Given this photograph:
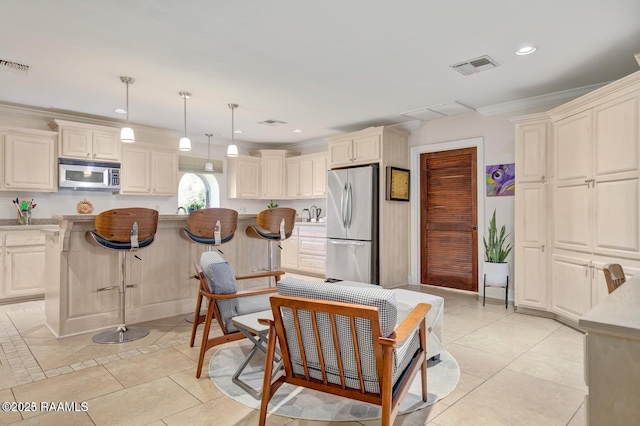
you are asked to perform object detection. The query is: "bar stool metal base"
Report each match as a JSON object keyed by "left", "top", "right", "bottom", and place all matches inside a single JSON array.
[{"left": 92, "top": 325, "right": 150, "bottom": 344}]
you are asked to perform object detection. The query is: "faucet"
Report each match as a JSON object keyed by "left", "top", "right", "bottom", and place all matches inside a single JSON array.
[{"left": 176, "top": 206, "right": 186, "bottom": 214}]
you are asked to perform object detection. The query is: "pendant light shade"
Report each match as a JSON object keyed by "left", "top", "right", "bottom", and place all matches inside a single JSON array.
[
  {"left": 227, "top": 103, "right": 239, "bottom": 157},
  {"left": 204, "top": 133, "right": 214, "bottom": 171},
  {"left": 120, "top": 76, "right": 135, "bottom": 143},
  {"left": 179, "top": 92, "right": 192, "bottom": 151}
]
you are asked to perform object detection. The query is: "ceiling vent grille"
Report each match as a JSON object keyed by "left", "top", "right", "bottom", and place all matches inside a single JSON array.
[
  {"left": 450, "top": 55, "right": 499, "bottom": 76},
  {"left": 0, "top": 59, "right": 30, "bottom": 74},
  {"left": 258, "top": 119, "right": 287, "bottom": 126}
]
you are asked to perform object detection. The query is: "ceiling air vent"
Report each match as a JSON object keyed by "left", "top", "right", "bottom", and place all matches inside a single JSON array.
[
  {"left": 450, "top": 55, "right": 499, "bottom": 76},
  {"left": 0, "top": 59, "right": 30, "bottom": 74},
  {"left": 258, "top": 119, "right": 287, "bottom": 126}
]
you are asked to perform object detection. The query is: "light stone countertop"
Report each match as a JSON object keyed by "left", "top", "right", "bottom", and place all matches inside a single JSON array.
[
  {"left": 579, "top": 271, "right": 640, "bottom": 340},
  {"left": 52, "top": 213, "right": 259, "bottom": 221}
]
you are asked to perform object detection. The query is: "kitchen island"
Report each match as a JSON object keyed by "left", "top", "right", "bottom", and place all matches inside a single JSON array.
[{"left": 44, "top": 214, "right": 277, "bottom": 337}]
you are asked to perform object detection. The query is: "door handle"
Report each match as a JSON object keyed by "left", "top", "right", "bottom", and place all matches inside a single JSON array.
[
  {"left": 330, "top": 241, "right": 364, "bottom": 246},
  {"left": 340, "top": 183, "right": 345, "bottom": 227},
  {"left": 472, "top": 225, "right": 478, "bottom": 230},
  {"left": 347, "top": 183, "right": 353, "bottom": 228}
]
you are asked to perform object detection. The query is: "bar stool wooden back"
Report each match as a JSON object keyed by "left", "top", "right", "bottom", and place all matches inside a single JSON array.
[
  {"left": 603, "top": 263, "right": 626, "bottom": 294},
  {"left": 245, "top": 207, "right": 296, "bottom": 271},
  {"left": 85, "top": 208, "right": 159, "bottom": 344},
  {"left": 180, "top": 208, "right": 238, "bottom": 247}
]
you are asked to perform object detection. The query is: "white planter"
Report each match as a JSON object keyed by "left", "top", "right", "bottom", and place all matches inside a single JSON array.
[{"left": 483, "top": 261, "right": 510, "bottom": 287}]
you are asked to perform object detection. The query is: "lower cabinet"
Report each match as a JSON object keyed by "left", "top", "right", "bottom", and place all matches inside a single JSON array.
[
  {"left": 0, "top": 230, "right": 47, "bottom": 300},
  {"left": 282, "top": 224, "right": 326, "bottom": 276},
  {"left": 281, "top": 229, "right": 299, "bottom": 270}
]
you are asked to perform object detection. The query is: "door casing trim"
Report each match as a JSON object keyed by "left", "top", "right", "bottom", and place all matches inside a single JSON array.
[{"left": 409, "top": 137, "right": 485, "bottom": 288}]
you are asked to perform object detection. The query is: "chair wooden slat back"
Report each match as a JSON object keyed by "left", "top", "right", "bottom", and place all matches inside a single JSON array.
[
  {"left": 256, "top": 207, "right": 296, "bottom": 234},
  {"left": 604, "top": 263, "right": 626, "bottom": 294},
  {"left": 269, "top": 294, "right": 385, "bottom": 402},
  {"left": 187, "top": 208, "right": 238, "bottom": 238},
  {"left": 95, "top": 208, "right": 158, "bottom": 242}
]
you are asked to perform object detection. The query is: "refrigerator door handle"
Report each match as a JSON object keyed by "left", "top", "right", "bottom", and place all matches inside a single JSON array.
[
  {"left": 341, "top": 183, "right": 348, "bottom": 227},
  {"left": 344, "top": 183, "right": 350, "bottom": 228},
  {"left": 329, "top": 240, "right": 365, "bottom": 247},
  {"left": 347, "top": 183, "right": 353, "bottom": 228}
]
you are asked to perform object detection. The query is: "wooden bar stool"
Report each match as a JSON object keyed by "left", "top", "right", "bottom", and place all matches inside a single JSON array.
[
  {"left": 180, "top": 208, "right": 238, "bottom": 249},
  {"left": 180, "top": 208, "right": 239, "bottom": 322},
  {"left": 245, "top": 207, "right": 296, "bottom": 272},
  {"left": 85, "top": 208, "right": 159, "bottom": 344}
]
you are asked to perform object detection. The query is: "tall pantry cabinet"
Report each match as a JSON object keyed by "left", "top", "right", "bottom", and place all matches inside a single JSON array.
[{"left": 514, "top": 70, "right": 640, "bottom": 325}]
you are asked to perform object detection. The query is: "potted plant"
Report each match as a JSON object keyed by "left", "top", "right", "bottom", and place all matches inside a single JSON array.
[
  {"left": 186, "top": 201, "right": 204, "bottom": 213},
  {"left": 482, "top": 209, "right": 512, "bottom": 287}
]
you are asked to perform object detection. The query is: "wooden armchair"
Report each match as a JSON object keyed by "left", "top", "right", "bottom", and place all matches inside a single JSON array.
[
  {"left": 603, "top": 263, "right": 626, "bottom": 294},
  {"left": 258, "top": 279, "right": 431, "bottom": 426},
  {"left": 190, "top": 254, "right": 284, "bottom": 378}
]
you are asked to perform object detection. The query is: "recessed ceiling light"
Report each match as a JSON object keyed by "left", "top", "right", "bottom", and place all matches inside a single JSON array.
[
  {"left": 515, "top": 46, "right": 537, "bottom": 56},
  {"left": 233, "top": 129, "right": 243, "bottom": 134},
  {"left": 114, "top": 108, "right": 127, "bottom": 114},
  {"left": 293, "top": 129, "right": 303, "bottom": 133}
]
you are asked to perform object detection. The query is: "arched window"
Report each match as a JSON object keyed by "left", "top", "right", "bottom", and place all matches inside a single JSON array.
[{"left": 178, "top": 173, "right": 220, "bottom": 211}]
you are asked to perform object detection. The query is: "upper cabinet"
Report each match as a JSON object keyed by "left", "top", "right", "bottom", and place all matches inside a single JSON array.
[
  {"left": 329, "top": 133, "right": 380, "bottom": 168},
  {"left": 120, "top": 143, "right": 178, "bottom": 196},
  {"left": 0, "top": 127, "right": 57, "bottom": 192},
  {"left": 261, "top": 150, "right": 288, "bottom": 199},
  {"left": 286, "top": 153, "right": 327, "bottom": 199},
  {"left": 50, "top": 120, "right": 121, "bottom": 162},
  {"left": 553, "top": 90, "right": 640, "bottom": 258},
  {"left": 227, "top": 155, "right": 262, "bottom": 199},
  {"left": 229, "top": 150, "right": 328, "bottom": 200},
  {"left": 516, "top": 120, "right": 547, "bottom": 183}
]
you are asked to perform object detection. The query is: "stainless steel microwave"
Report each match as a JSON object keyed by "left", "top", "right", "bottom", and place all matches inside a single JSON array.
[{"left": 58, "top": 158, "right": 121, "bottom": 191}]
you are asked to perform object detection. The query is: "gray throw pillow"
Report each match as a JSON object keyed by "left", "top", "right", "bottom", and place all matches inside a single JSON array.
[{"left": 204, "top": 261, "right": 237, "bottom": 294}]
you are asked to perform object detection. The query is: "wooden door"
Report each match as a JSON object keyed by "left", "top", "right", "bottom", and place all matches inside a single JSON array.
[{"left": 420, "top": 148, "right": 477, "bottom": 291}]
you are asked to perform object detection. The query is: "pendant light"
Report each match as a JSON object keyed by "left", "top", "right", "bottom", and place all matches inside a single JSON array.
[
  {"left": 227, "top": 103, "right": 239, "bottom": 157},
  {"left": 179, "top": 92, "right": 192, "bottom": 151},
  {"left": 204, "top": 133, "right": 214, "bottom": 171},
  {"left": 120, "top": 76, "right": 135, "bottom": 143}
]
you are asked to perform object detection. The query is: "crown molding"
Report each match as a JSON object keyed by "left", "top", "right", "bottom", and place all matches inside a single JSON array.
[{"left": 477, "top": 82, "right": 609, "bottom": 117}]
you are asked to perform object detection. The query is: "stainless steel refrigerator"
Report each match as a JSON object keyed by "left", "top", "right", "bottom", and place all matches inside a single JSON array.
[{"left": 326, "top": 165, "right": 379, "bottom": 284}]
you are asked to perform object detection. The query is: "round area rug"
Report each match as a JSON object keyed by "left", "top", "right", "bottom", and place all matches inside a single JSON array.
[{"left": 209, "top": 340, "right": 459, "bottom": 422}]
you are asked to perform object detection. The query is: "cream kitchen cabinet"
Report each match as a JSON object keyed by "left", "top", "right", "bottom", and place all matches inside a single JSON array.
[
  {"left": 512, "top": 115, "right": 550, "bottom": 312},
  {"left": 281, "top": 227, "right": 300, "bottom": 269},
  {"left": 281, "top": 224, "right": 326, "bottom": 276},
  {"left": 0, "top": 230, "right": 48, "bottom": 301},
  {"left": 261, "top": 150, "right": 287, "bottom": 199},
  {"left": 312, "top": 154, "right": 328, "bottom": 197},
  {"left": 120, "top": 144, "right": 178, "bottom": 195},
  {"left": 554, "top": 91, "right": 640, "bottom": 259},
  {"left": 1, "top": 128, "right": 57, "bottom": 192},
  {"left": 50, "top": 119, "right": 121, "bottom": 162},
  {"left": 286, "top": 153, "right": 328, "bottom": 199},
  {"left": 329, "top": 133, "right": 380, "bottom": 168},
  {"left": 286, "top": 155, "right": 314, "bottom": 198},
  {"left": 513, "top": 70, "right": 640, "bottom": 326},
  {"left": 227, "top": 155, "right": 261, "bottom": 199}
]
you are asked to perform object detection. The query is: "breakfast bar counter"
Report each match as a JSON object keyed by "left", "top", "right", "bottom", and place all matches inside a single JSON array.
[
  {"left": 579, "top": 272, "right": 640, "bottom": 425},
  {"left": 44, "top": 214, "right": 276, "bottom": 337}
]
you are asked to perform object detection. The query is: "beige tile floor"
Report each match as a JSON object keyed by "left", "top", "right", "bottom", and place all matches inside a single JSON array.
[{"left": 0, "top": 278, "right": 587, "bottom": 426}]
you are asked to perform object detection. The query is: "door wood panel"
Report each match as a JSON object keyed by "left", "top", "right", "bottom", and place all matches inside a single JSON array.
[{"left": 420, "top": 148, "right": 477, "bottom": 291}]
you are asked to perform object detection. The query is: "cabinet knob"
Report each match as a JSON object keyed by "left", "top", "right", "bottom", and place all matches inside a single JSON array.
[{"left": 541, "top": 175, "right": 546, "bottom": 181}]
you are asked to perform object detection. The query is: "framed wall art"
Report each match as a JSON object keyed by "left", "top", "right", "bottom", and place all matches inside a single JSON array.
[
  {"left": 486, "top": 163, "right": 515, "bottom": 196},
  {"left": 386, "top": 167, "right": 410, "bottom": 201}
]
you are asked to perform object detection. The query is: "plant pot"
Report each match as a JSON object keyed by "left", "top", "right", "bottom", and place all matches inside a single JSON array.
[{"left": 483, "top": 261, "right": 510, "bottom": 287}]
